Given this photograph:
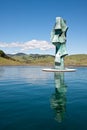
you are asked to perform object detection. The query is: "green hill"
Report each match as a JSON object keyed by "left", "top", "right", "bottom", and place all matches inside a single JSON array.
[
  {"left": 0, "top": 50, "right": 23, "bottom": 65},
  {"left": 11, "top": 53, "right": 87, "bottom": 66},
  {"left": 0, "top": 50, "right": 9, "bottom": 59},
  {"left": 64, "top": 54, "right": 87, "bottom": 66},
  {"left": 0, "top": 50, "right": 87, "bottom": 66},
  {"left": 9, "top": 53, "right": 54, "bottom": 66}
]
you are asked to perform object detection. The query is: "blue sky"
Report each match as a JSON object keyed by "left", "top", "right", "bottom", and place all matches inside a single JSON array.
[{"left": 0, "top": 0, "right": 87, "bottom": 54}]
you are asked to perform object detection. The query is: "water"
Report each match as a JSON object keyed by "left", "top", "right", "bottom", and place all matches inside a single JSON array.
[{"left": 0, "top": 66, "right": 87, "bottom": 130}]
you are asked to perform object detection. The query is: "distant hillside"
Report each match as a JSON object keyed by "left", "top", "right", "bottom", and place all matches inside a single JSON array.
[
  {"left": 0, "top": 50, "right": 23, "bottom": 65},
  {"left": 0, "top": 51, "right": 54, "bottom": 66},
  {"left": 8, "top": 52, "right": 87, "bottom": 66},
  {"left": 9, "top": 53, "right": 54, "bottom": 65},
  {"left": 0, "top": 50, "right": 10, "bottom": 59},
  {"left": 0, "top": 50, "right": 87, "bottom": 66},
  {"left": 64, "top": 54, "right": 87, "bottom": 66},
  {"left": 7, "top": 53, "right": 27, "bottom": 57}
]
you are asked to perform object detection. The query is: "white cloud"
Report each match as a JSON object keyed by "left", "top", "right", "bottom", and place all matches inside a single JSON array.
[{"left": 0, "top": 40, "right": 54, "bottom": 51}]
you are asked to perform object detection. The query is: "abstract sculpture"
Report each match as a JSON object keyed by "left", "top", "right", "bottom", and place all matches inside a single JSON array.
[
  {"left": 42, "top": 17, "right": 76, "bottom": 72},
  {"left": 51, "top": 17, "right": 68, "bottom": 69}
]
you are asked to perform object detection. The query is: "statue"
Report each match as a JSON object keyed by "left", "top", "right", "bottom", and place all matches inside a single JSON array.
[
  {"left": 42, "top": 17, "right": 76, "bottom": 72},
  {"left": 51, "top": 17, "right": 68, "bottom": 70}
]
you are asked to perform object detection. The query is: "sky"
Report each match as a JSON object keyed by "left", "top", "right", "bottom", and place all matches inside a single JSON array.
[{"left": 0, "top": 0, "right": 87, "bottom": 55}]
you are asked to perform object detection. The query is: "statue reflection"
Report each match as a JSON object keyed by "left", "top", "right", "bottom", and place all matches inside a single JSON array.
[{"left": 51, "top": 72, "right": 67, "bottom": 122}]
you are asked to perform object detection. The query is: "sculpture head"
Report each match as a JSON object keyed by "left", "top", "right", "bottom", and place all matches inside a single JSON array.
[
  {"left": 51, "top": 17, "right": 68, "bottom": 44},
  {"left": 55, "top": 17, "right": 67, "bottom": 32}
]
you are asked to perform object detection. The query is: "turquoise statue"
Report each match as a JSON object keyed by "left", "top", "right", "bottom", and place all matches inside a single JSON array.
[
  {"left": 51, "top": 17, "right": 68, "bottom": 69},
  {"left": 42, "top": 17, "right": 76, "bottom": 72}
]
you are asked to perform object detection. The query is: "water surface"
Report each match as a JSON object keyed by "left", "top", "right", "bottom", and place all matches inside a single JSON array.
[{"left": 0, "top": 66, "right": 87, "bottom": 130}]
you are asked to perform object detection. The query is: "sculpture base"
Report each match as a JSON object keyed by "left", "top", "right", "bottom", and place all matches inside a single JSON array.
[{"left": 42, "top": 68, "right": 76, "bottom": 72}]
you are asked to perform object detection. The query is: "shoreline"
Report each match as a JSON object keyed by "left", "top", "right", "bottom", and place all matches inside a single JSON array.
[{"left": 0, "top": 64, "right": 87, "bottom": 67}]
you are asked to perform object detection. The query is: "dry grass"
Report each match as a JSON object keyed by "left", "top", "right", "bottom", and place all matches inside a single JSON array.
[{"left": 0, "top": 54, "right": 87, "bottom": 66}]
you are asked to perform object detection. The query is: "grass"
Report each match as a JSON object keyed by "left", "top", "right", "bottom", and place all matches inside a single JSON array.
[
  {"left": 0, "top": 57, "right": 23, "bottom": 66},
  {"left": 11, "top": 55, "right": 54, "bottom": 66},
  {"left": 64, "top": 54, "right": 87, "bottom": 66},
  {"left": 0, "top": 53, "right": 87, "bottom": 66}
]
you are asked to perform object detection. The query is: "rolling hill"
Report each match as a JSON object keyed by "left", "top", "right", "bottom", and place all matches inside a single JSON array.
[
  {"left": 64, "top": 54, "right": 87, "bottom": 66},
  {"left": 7, "top": 53, "right": 54, "bottom": 66},
  {"left": 0, "top": 50, "right": 23, "bottom": 65},
  {"left": 0, "top": 50, "right": 87, "bottom": 66}
]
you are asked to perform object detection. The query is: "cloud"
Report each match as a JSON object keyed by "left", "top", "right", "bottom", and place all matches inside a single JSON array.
[{"left": 0, "top": 40, "right": 54, "bottom": 51}]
